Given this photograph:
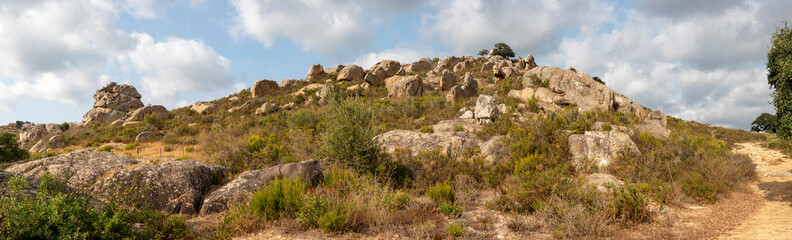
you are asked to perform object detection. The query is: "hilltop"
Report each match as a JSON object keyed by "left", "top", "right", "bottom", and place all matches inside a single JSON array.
[{"left": 0, "top": 54, "right": 787, "bottom": 239}]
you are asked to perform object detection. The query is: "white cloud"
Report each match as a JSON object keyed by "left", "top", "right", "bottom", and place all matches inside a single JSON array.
[
  {"left": 352, "top": 48, "right": 434, "bottom": 69},
  {"left": 122, "top": 0, "right": 158, "bottom": 19}
]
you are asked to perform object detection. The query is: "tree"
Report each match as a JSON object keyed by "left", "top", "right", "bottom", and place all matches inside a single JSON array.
[
  {"left": 491, "top": 42, "right": 515, "bottom": 58},
  {"left": 477, "top": 49, "right": 489, "bottom": 56},
  {"left": 0, "top": 132, "right": 28, "bottom": 162},
  {"left": 321, "top": 96, "right": 384, "bottom": 174},
  {"left": 768, "top": 22, "right": 792, "bottom": 138},
  {"left": 751, "top": 113, "right": 778, "bottom": 132},
  {"left": 592, "top": 76, "right": 605, "bottom": 85}
]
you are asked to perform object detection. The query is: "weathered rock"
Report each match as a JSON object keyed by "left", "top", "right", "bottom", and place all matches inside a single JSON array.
[
  {"left": 91, "top": 159, "right": 228, "bottom": 215},
  {"left": 370, "top": 60, "right": 401, "bottom": 77},
  {"left": 523, "top": 55, "right": 537, "bottom": 70},
  {"left": 480, "top": 135, "right": 508, "bottom": 163},
  {"left": 583, "top": 173, "right": 623, "bottom": 193},
  {"left": 255, "top": 102, "right": 279, "bottom": 115},
  {"left": 293, "top": 83, "right": 324, "bottom": 96},
  {"left": 337, "top": 64, "right": 364, "bottom": 81},
  {"left": 135, "top": 131, "right": 155, "bottom": 142},
  {"left": 191, "top": 101, "right": 219, "bottom": 114},
  {"left": 251, "top": 79, "right": 279, "bottom": 97},
  {"left": 6, "top": 151, "right": 140, "bottom": 189},
  {"left": 614, "top": 93, "right": 647, "bottom": 119},
  {"left": 386, "top": 76, "right": 423, "bottom": 98},
  {"left": 48, "top": 135, "right": 65, "bottom": 149},
  {"left": 534, "top": 87, "right": 561, "bottom": 103},
  {"left": 377, "top": 130, "right": 480, "bottom": 158},
  {"left": 406, "top": 57, "right": 436, "bottom": 73},
  {"left": 480, "top": 62, "right": 494, "bottom": 72},
  {"left": 306, "top": 64, "right": 327, "bottom": 81},
  {"left": 522, "top": 66, "right": 615, "bottom": 112},
  {"left": 433, "top": 56, "right": 463, "bottom": 73},
  {"left": 227, "top": 100, "right": 252, "bottom": 113},
  {"left": 30, "top": 139, "right": 47, "bottom": 153},
  {"left": 474, "top": 95, "right": 500, "bottom": 123},
  {"left": 431, "top": 119, "right": 481, "bottom": 132},
  {"left": 229, "top": 96, "right": 240, "bottom": 102},
  {"left": 424, "top": 70, "right": 457, "bottom": 91},
  {"left": 82, "top": 82, "right": 144, "bottom": 125},
  {"left": 635, "top": 110, "right": 670, "bottom": 138},
  {"left": 125, "top": 105, "right": 168, "bottom": 122},
  {"left": 324, "top": 65, "right": 345, "bottom": 75},
  {"left": 0, "top": 171, "right": 40, "bottom": 197},
  {"left": 364, "top": 66, "right": 387, "bottom": 86},
  {"left": 279, "top": 79, "right": 301, "bottom": 90},
  {"left": 446, "top": 73, "right": 478, "bottom": 103},
  {"left": 459, "top": 110, "right": 475, "bottom": 119},
  {"left": 200, "top": 160, "right": 323, "bottom": 215},
  {"left": 569, "top": 131, "right": 641, "bottom": 167},
  {"left": 18, "top": 124, "right": 48, "bottom": 145}
]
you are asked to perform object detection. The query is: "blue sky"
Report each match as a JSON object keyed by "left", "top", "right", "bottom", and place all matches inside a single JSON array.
[{"left": 0, "top": 0, "right": 790, "bottom": 129}]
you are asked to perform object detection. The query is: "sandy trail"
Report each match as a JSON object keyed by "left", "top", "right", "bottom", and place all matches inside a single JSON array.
[{"left": 721, "top": 142, "right": 792, "bottom": 240}]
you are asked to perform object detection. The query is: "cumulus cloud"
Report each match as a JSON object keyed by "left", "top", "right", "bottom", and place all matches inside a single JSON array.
[
  {"left": 421, "top": 0, "right": 615, "bottom": 56},
  {"left": 0, "top": 0, "right": 237, "bottom": 114}
]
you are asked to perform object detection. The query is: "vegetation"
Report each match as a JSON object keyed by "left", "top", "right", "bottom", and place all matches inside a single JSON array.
[
  {"left": 490, "top": 42, "right": 515, "bottom": 58},
  {"left": 751, "top": 112, "right": 778, "bottom": 133},
  {"left": 768, "top": 22, "right": 792, "bottom": 138},
  {"left": 321, "top": 96, "right": 385, "bottom": 175},
  {"left": 0, "top": 132, "right": 28, "bottom": 163}
]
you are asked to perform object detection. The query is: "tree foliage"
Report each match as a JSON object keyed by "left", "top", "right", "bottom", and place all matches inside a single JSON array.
[
  {"left": 321, "top": 96, "right": 384, "bottom": 174},
  {"left": 477, "top": 49, "right": 489, "bottom": 56},
  {"left": 767, "top": 22, "right": 792, "bottom": 138},
  {"left": 751, "top": 113, "right": 778, "bottom": 133},
  {"left": 491, "top": 42, "right": 515, "bottom": 58},
  {"left": 0, "top": 132, "right": 28, "bottom": 163}
]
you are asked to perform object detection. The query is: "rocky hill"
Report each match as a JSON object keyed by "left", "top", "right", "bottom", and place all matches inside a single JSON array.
[{"left": 0, "top": 55, "right": 781, "bottom": 239}]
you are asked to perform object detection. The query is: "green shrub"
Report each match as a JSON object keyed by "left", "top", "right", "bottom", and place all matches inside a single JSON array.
[
  {"left": 96, "top": 145, "right": 114, "bottom": 152},
  {"left": 384, "top": 191, "right": 411, "bottom": 210},
  {"left": 419, "top": 126, "right": 434, "bottom": 133},
  {"left": 250, "top": 177, "right": 306, "bottom": 220},
  {"left": 247, "top": 134, "right": 283, "bottom": 164},
  {"left": 123, "top": 142, "right": 138, "bottom": 150},
  {"left": 426, "top": 182, "right": 455, "bottom": 204},
  {"left": 452, "top": 124, "right": 465, "bottom": 132},
  {"left": 322, "top": 97, "right": 384, "bottom": 174},
  {"left": 438, "top": 202, "right": 464, "bottom": 217},
  {"left": 447, "top": 222, "right": 466, "bottom": 237},
  {"left": 59, "top": 122, "right": 70, "bottom": 132},
  {"left": 0, "top": 132, "right": 28, "bottom": 163},
  {"left": 609, "top": 182, "right": 650, "bottom": 223},
  {"left": 298, "top": 195, "right": 353, "bottom": 232},
  {"left": 288, "top": 108, "right": 321, "bottom": 130}
]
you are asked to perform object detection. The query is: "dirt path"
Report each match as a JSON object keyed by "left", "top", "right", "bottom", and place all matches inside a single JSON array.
[{"left": 721, "top": 142, "right": 792, "bottom": 239}]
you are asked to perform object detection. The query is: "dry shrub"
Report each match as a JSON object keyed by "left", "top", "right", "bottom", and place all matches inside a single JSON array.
[{"left": 537, "top": 195, "right": 611, "bottom": 239}]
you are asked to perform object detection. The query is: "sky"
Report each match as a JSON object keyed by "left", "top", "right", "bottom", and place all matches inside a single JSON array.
[{"left": 0, "top": 0, "right": 789, "bottom": 129}]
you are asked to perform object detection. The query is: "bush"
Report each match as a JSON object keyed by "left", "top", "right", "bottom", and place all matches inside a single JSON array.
[
  {"left": 249, "top": 177, "right": 306, "bottom": 220},
  {"left": 447, "top": 222, "right": 466, "bottom": 237},
  {"left": 609, "top": 182, "right": 650, "bottom": 223},
  {"left": 299, "top": 196, "right": 353, "bottom": 232},
  {"left": 322, "top": 97, "right": 384, "bottom": 174},
  {"left": 419, "top": 126, "right": 434, "bottom": 133},
  {"left": 96, "top": 145, "right": 114, "bottom": 152},
  {"left": 59, "top": 122, "right": 70, "bottom": 132},
  {"left": 288, "top": 108, "right": 321, "bottom": 130},
  {"left": 123, "top": 142, "right": 138, "bottom": 150},
  {"left": 426, "top": 182, "right": 455, "bottom": 204},
  {"left": 452, "top": 124, "right": 465, "bottom": 132},
  {"left": 0, "top": 132, "right": 28, "bottom": 163}
]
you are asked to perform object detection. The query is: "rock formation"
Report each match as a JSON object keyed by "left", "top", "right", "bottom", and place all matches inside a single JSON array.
[{"left": 82, "top": 82, "right": 144, "bottom": 125}]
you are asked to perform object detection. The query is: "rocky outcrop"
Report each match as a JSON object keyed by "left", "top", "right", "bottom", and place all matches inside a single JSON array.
[
  {"left": 278, "top": 79, "right": 301, "bottom": 90},
  {"left": 406, "top": 57, "right": 436, "bottom": 73},
  {"left": 474, "top": 95, "right": 500, "bottom": 124},
  {"left": 200, "top": 160, "right": 323, "bottom": 215},
  {"left": 386, "top": 76, "right": 423, "bottom": 98},
  {"left": 569, "top": 130, "right": 641, "bottom": 167},
  {"left": 433, "top": 56, "right": 463, "bottom": 73},
  {"left": 369, "top": 60, "right": 401, "bottom": 77},
  {"left": 255, "top": 102, "right": 279, "bottom": 115},
  {"left": 82, "top": 82, "right": 144, "bottom": 125},
  {"left": 251, "top": 79, "right": 279, "bottom": 97},
  {"left": 48, "top": 135, "right": 65, "bottom": 149},
  {"left": 124, "top": 105, "right": 169, "bottom": 122},
  {"left": 0, "top": 171, "right": 39, "bottom": 197},
  {"left": 338, "top": 64, "right": 364, "bottom": 81},
  {"left": 635, "top": 110, "right": 670, "bottom": 138},
  {"left": 191, "top": 101, "right": 219, "bottom": 114},
  {"left": 446, "top": 73, "right": 478, "bottom": 103},
  {"left": 6, "top": 151, "right": 140, "bottom": 189},
  {"left": 364, "top": 66, "right": 387, "bottom": 87},
  {"left": 135, "top": 131, "right": 155, "bottom": 142},
  {"left": 91, "top": 159, "right": 228, "bottom": 215},
  {"left": 522, "top": 66, "right": 614, "bottom": 112},
  {"left": 377, "top": 129, "right": 480, "bottom": 158},
  {"left": 306, "top": 64, "right": 327, "bottom": 81},
  {"left": 583, "top": 173, "right": 623, "bottom": 193},
  {"left": 18, "top": 124, "right": 49, "bottom": 146},
  {"left": 424, "top": 70, "right": 457, "bottom": 91}
]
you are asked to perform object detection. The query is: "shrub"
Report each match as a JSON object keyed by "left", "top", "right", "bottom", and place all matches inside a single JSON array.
[
  {"left": 247, "top": 134, "right": 283, "bottom": 164},
  {"left": 447, "top": 222, "right": 466, "bottom": 237},
  {"left": 0, "top": 132, "right": 28, "bottom": 163},
  {"left": 384, "top": 191, "right": 411, "bottom": 210},
  {"left": 288, "top": 108, "right": 321, "bottom": 130},
  {"left": 452, "top": 124, "right": 465, "bottom": 132},
  {"left": 609, "top": 182, "right": 650, "bottom": 223},
  {"left": 298, "top": 195, "right": 353, "bottom": 232},
  {"left": 96, "top": 145, "right": 114, "bottom": 152},
  {"left": 419, "top": 126, "right": 434, "bottom": 133},
  {"left": 250, "top": 177, "right": 306, "bottom": 220},
  {"left": 322, "top": 97, "right": 384, "bottom": 174},
  {"left": 426, "top": 182, "right": 455, "bottom": 204},
  {"left": 123, "top": 142, "right": 138, "bottom": 150},
  {"left": 438, "top": 202, "right": 464, "bottom": 217},
  {"left": 59, "top": 122, "right": 70, "bottom": 132}
]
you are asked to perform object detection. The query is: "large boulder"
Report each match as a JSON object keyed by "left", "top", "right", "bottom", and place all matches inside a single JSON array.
[
  {"left": 278, "top": 79, "right": 302, "bottom": 90},
  {"left": 337, "top": 64, "right": 364, "bottom": 81},
  {"left": 377, "top": 130, "right": 480, "bottom": 158},
  {"left": 386, "top": 76, "right": 423, "bottom": 98},
  {"left": 433, "top": 56, "right": 463, "bottom": 73},
  {"left": 474, "top": 95, "right": 500, "bottom": 124},
  {"left": 5, "top": 151, "right": 140, "bottom": 189},
  {"left": 364, "top": 66, "right": 387, "bottom": 87},
  {"left": 306, "top": 64, "right": 327, "bottom": 81},
  {"left": 200, "top": 160, "right": 323, "bottom": 215},
  {"left": 91, "top": 159, "right": 228, "bottom": 215},
  {"left": 479, "top": 135, "right": 508, "bottom": 163},
  {"left": 424, "top": 70, "right": 457, "bottom": 91},
  {"left": 568, "top": 131, "right": 641, "bottom": 167},
  {"left": 583, "top": 173, "right": 623, "bottom": 193},
  {"left": 406, "top": 57, "right": 436, "bottom": 73},
  {"left": 446, "top": 73, "right": 478, "bottom": 103},
  {"left": 18, "top": 124, "right": 48, "bottom": 146},
  {"left": 82, "top": 82, "right": 144, "bottom": 125},
  {"left": 369, "top": 60, "right": 401, "bottom": 77},
  {"left": 47, "top": 135, "right": 66, "bottom": 149},
  {"left": 254, "top": 102, "right": 279, "bottom": 115},
  {"left": 125, "top": 105, "right": 168, "bottom": 122},
  {"left": 29, "top": 140, "right": 47, "bottom": 153},
  {"left": 191, "top": 101, "right": 219, "bottom": 114},
  {"left": 251, "top": 79, "right": 279, "bottom": 97},
  {"left": 614, "top": 93, "right": 647, "bottom": 119},
  {"left": 522, "top": 66, "right": 614, "bottom": 112},
  {"left": 635, "top": 110, "right": 670, "bottom": 138}
]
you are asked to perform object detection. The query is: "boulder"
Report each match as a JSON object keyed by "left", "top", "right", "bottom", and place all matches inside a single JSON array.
[
  {"left": 459, "top": 110, "right": 474, "bottom": 119},
  {"left": 18, "top": 124, "right": 47, "bottom": 145},
  {"left": 255, "top": 102, "right": 279, "bottom": 115},
  {"left": 568, "top": 131, "right": 641, "bottom": 167},
  {"left": 200, "top": 160, "right": 323, "bottom": 215},
  {"left": 29, "top": 140, "right": 47, "bottom": 153},
  {"left": 523, "top": 55, "right": 538, "bottom": 70},
  {"left": 6, "top": 151, "right": 140, "bottom": 189},
  {"left": 480, "top": 62, "right": 494, "bottom": 72},
  {"left": 0, "top": 171, "right": 40, "bottom": 197},
  {"left": 229, "top": 96, "right": 240, "bottom": 102},
  {"left": 48, "top": 135, "right": 65, "bottom": 149},
  {"left": 583, "top": 173, "right": 623, "bottom": 193},
  {"left": 135, "top": 131, "right": 155, "bottom": 142},
  {"left": 635, "top": 110, "right": 670, "bottom": 138},
  {"left": 125, "top": 105, "right": 168, "bottom": 122},
  {"left": 364, "top": 66, "right": 387, "bottom": 86},
  {"left": 386, "top": 76, "right": 423, "bottom": 98},
  {"left": 91, "top": 159, "right": 228, "bottom": 215},
  {"left": 82, "top": 82, "right": 144, "bottom": 125},
  {"left": 406, "top": 57, "right": 436, "bottom": 73},
  {"left": 433, "top": 56, "right": 463, "bottom": 73},
  {"left": 251, "top": 79, "right": 279, "bottom": 97},
  {"left": 480, "top": 135, "right": 508, "bottom": 163},
  {"left": 306, "top": 64, "right": 327, "bottom": 81},
  {"left": 337, "top": 64, "right": 364, "bottom": 81},
  {"left": 324, "top": 65, "right": 345, "bottom": 75},
  {"left": 293, "top": 83, "right": 324, "bottom": 96},
  {"left": 431, "top": 119, "right": 481, "bottom": 132},
  {"left": 446, "top": 73, "right": 478, "bottom": 103},
  {"left": 279, "top": 79, "right": 301, "bottom": 90},
  {"left": 614, "top": 93, "right": 647, "bottom": 119},
  {"left": 191, "top": 101, "right": 219, "bottom": 114},
  {"left": 369, "top": 60, "right": 401, "bottom": 77},
  {"left": 522, "top": 66, "right": 616, "bottom": 113},
  {"left": 424, "top": 70, "right": 457, "bottom": 91},
  {"left": 377, "top": 130, "right": 480, "bottom": 158},
  {"left": 474, "top": 95, "right": 500, "bottom": 124}
]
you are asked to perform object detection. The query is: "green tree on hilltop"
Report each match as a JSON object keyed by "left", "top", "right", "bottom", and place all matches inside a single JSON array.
[
  {"left": 0, "top": 132, "right": 28, "bottom": 162},
  {"left": 490, "top": 42, "right": 515, "bottom": 59},
  {"left": 767, "top": 22, "right": 792, "bottom": 138}
]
